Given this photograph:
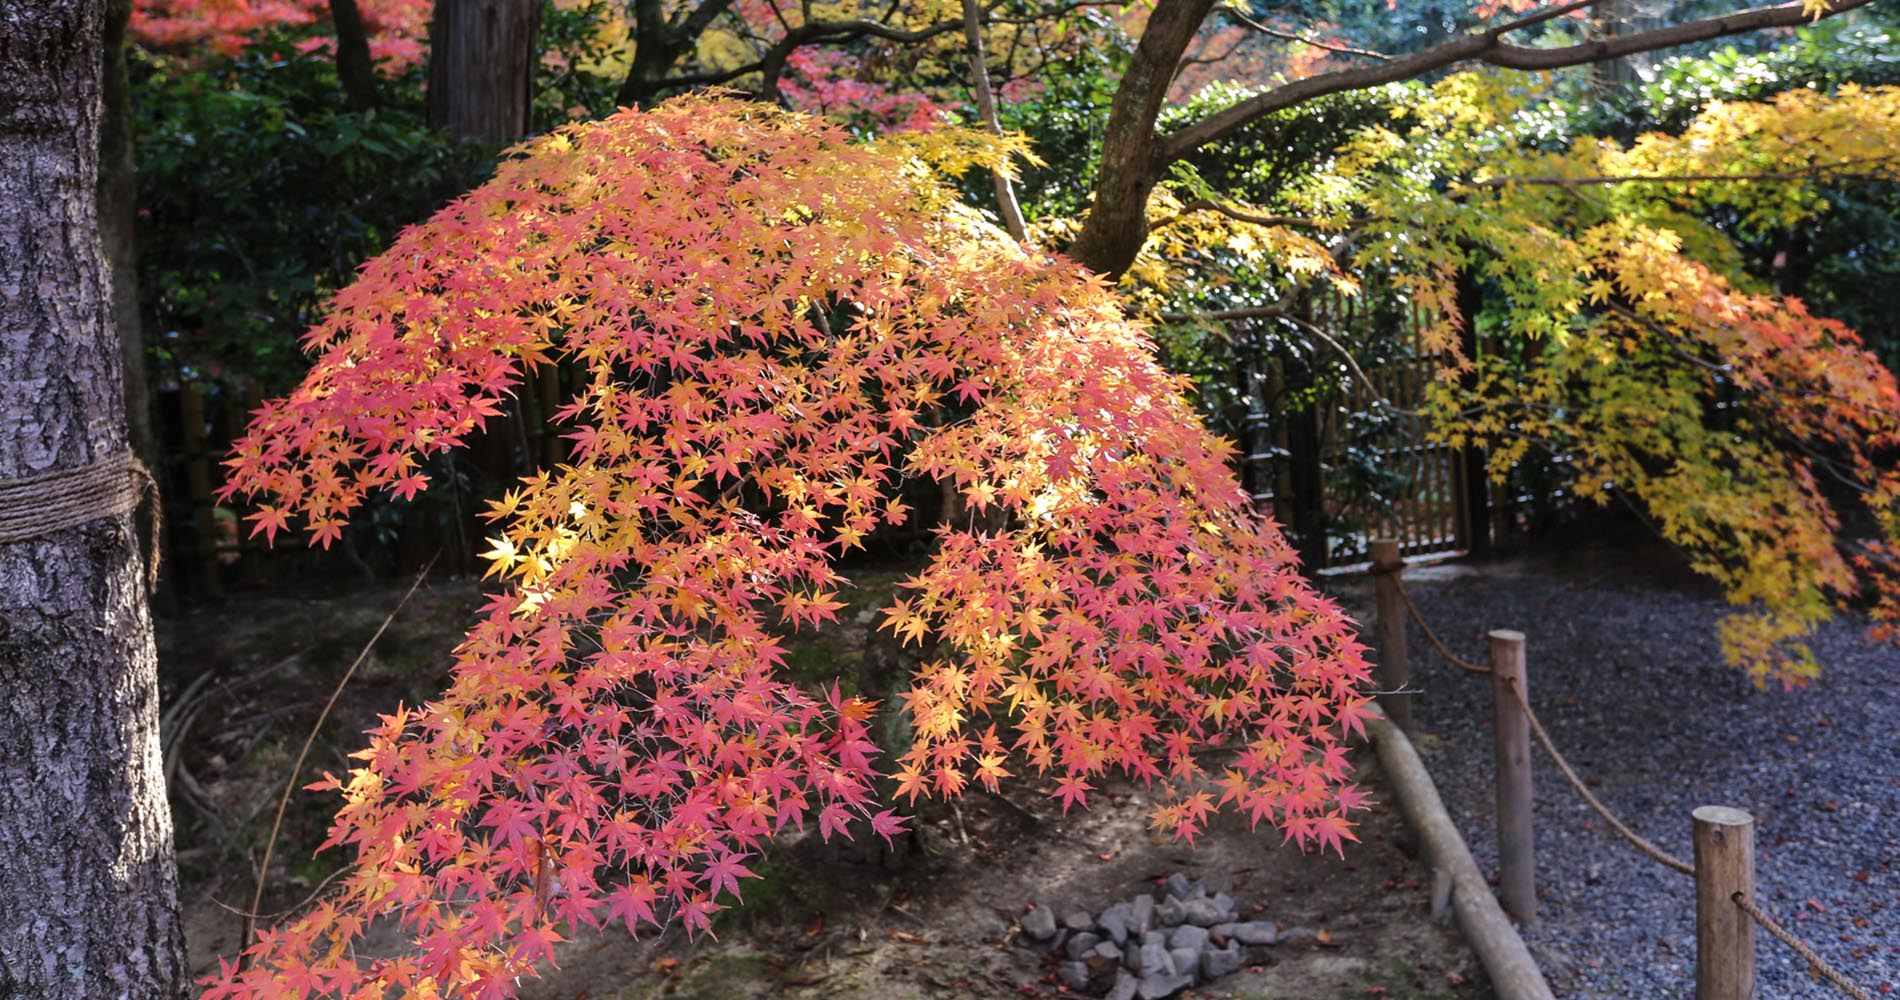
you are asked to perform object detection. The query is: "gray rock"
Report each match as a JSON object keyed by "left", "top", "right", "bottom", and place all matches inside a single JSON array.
[
  {"left": 1169, "top": 947, "right": 1201, "bottom": 983},
  {"left": 1155, "top": 899, "right": 1186, "bottom": 927},
  {"left": 1182, "top": 898, "right": 1227, "bottom": 927},
  {"left": 1064, "top": 909, "right": 1095, "bottom": 932},
  {"left": 1168, "top": 924, "right": 1209, "bottom": 952},
  {"left": 1230, "top": 921, "right": 1278, "bottom": 945},
  {"left": 1140, "top": 929, "right": 1165, "bottom": 950},
  {"left": 1136, "top": 939, "right": 1173, "bottom": 977},
  {"left": 1130, "top": 894, "right": 1156, "bottom": 935},
  {"left": 1097, "top": 902, "right": 1133, "bottom": 944},
  {"left": 1066, "top": 931, "right": 1102, "bottom": 959},
  {"left": 1091, "top": 941, "right": 1124, "bottom": 964},
  {"left": 1058, "top": 960, "right": 1091, "bottom": 990},
  {"left": 1020, "top": 905, "right": 1058, "bottom": 941},
  {"left": 1163, "top": 873, "right": 1193, "bottom": 900},
  {"left": 1107, "top": 971, "right": 1139, "bottom": 1000},
  {"left": 1212, "top": 891, "right": 1235, "bottom": 917},
  {"left": 1200, "top": 942, "right": 1244, "bottom": 980},
  {"left": 1211, "top": 922, "right": 1238, "bottom": 942},
  {"left": 1051, "top": 928, "right": 1070, "bottom": 951},
  {"left": 1137, "top": 971, "right": 1194, "bottom": 999}
]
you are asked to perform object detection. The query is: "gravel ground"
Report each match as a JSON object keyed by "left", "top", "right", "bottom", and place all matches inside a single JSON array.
[{"left": 1356, "top": 560, "right": 1898, "bottom": 999}]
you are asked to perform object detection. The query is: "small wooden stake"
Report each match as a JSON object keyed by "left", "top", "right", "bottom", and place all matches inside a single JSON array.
[
  {"left": 1371, "top": 538, "right": 1414, "bottom": 733},
  {"left": 1489, "top": 628, "right": 1535, "bottom": 922},
  {"left": 1694, "top": 806, "right": 1756, "bottom": 1000}
]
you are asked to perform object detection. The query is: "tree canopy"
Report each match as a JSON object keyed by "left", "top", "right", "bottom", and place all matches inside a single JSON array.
[{"left": 206, "top": 96, "right": 1373, "bottom": 999}]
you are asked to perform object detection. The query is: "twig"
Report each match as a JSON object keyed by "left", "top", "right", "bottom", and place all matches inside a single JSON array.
[
  {"left": 241, "top": 560, "right": 435, "bottom": 961},
  {"left": 1227, "top": 9, "right": 1391, "bottom": 60}
]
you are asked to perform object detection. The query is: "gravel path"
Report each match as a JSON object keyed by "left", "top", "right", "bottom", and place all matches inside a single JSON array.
[{"left": 1365, "top": 562, "right": 1897, "bottom": 999}]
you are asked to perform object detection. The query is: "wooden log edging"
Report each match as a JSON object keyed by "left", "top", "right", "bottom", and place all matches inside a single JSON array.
[{"left": 1364, "top": 705, "right": 1556, "bottom": 1000}]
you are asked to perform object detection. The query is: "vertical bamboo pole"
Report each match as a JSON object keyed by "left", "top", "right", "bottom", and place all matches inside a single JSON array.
[
  {"left": 1489, "top": 628, "right": 1534, "bottom": 922},
  {"left": 1694, "top": 806, "right": 1756, "bottom": 1000},
  {"left": 1371, "top": 538, "right": 1413, "bottom": 733}
]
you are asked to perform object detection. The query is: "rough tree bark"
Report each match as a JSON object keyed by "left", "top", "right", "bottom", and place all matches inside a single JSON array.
[
  {"left": 101, "top": 0, "right": 155, "bottom": 471},
  {"left": 428, "top": 0, "right": 538, "bottom": 143},
  {"left": 0, "top": 0, "right": 187, "bottom": 997}
]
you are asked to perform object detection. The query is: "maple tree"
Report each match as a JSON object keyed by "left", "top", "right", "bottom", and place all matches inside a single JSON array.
[
  {"left": 155, "top": 0, "right": 1900, "bottom": 994},
  {"left": 1101, "top": 62, "right": 1900, "bottom": 683},
  {"left": 208, "top": 95, "right": 1373, "bottom": 998}
]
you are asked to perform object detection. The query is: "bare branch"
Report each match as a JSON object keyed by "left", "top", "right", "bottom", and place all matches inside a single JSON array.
[
  {"left": 1157, "top": 303, "right": 1290, "bottom": 322},
  {"left": 1227, "top": 9, "right": 1391, "bottom": 61},
  {"left": 962, "top": 0, "right": 1029, "bottom": 241},
  {"left": 1153, "top": 197, "right": 1342, "bottom": 232}
]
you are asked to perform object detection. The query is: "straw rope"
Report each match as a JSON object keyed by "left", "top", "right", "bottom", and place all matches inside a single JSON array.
[
  {"left": 1732, "top": 891, "right": 1877, "bottom": 1000},
  {"left": 0, "top": 450, "right": 160, "bottom": 588},
  {"left": 1369, "top": 561, "right": 1493, "bottom": 674}
]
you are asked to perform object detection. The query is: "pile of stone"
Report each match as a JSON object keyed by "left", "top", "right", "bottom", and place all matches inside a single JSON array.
[{"left": 1016, "top": 873, "right": 1282, "bottom": 999}]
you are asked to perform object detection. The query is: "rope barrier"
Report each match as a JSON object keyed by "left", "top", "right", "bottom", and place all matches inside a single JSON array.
[
  {"left": 1368, "top": 561, "right": 1492, "bottom": 674},
  {"left": 1498, "top": 675, "right": 1695, "bottom": 876},
  {"left": 1731, "top": 891, "right": 1877, "bottom": 1000},
  {"left": 1369, "top": 551, "right": 1883, "bottom": 999}
]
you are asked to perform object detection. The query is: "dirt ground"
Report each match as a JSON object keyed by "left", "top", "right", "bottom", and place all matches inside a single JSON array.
[{"left": 161, "top": 568, "right": 1493, "bottom": 999}]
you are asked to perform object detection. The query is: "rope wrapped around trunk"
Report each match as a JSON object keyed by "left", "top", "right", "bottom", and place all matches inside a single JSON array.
[{"left": 0, "top": 450, "right": 161, "bottom": 589}]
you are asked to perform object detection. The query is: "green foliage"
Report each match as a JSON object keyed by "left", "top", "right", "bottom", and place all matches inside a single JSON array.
[
  {"left": 133, "top": 36, "right": 491, "bottom": 389},
  {"left": 531, "top": 0, "right": 628, "bottom": 131}
]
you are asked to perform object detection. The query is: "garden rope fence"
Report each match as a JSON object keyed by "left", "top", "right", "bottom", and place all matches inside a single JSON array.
[
  {"left": 1369, "top": 557, "right": 1882, "bottom": 1000},
  {"left": 1369, "top": 560, "right": 1491, "bottom": 675}
]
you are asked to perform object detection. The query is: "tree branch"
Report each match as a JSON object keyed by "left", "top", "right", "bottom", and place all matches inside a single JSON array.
[
  {"left": 1468, "top": 156, "right": 1898, "bottom": 188},
  {"left": 1161, "top": 0, "right": 1876, "bottom": 163},
  {"left": 1227, "top": 10, "right": 1391, "bottom": 61},
  {"left": 962, "top": 0, "right": 1029, "bottom": 241},
  {"left": 1153, "top": 197, "right": 1342, "bottom": 231}
]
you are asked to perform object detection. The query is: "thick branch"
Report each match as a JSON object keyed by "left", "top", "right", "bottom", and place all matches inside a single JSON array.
[
  {"left": 1067, "top": 0, "right": 1219, "bottom": 274},
  {"left": 1161, "top": 0, "right": 1876, "bottom": 162}
]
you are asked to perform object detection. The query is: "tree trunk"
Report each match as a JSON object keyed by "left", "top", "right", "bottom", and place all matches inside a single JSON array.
[
  {"left": 331, "top": 0, "right": 381, "bottom": 111},
  {"left": 100, "top": 0, "right": 155, "bottom": 472},
  {"left": 0, "top": 1, "right": 187, "bottom": 997},
  {"left": 1067, "top": 0, "right": 1217, "bottom": 279},
  {"left": 428, "top": 0, "right": 538, "bottom": 144}
]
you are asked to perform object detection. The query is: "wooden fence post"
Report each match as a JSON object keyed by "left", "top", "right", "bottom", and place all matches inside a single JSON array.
[
  {"left": 1694, "top": 806, "right": 1756, "bottom": 1000},
  {"left": 1371, "top": 538, "right": 1413, "bottom": 733},
  {"left": 1489, "top": 628, "right": 1534, "bottom": 922}
]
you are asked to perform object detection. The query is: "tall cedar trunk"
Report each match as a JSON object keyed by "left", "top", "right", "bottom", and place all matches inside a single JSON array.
[
  {"left": 331, "top": 0, "right": 381, "bottom": 111},
  {"left": 428, "top": 0, "right": 537, "bottom": 144},
  {"left": 0, "top": 1, "right": 187, "bottom": 997}
]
